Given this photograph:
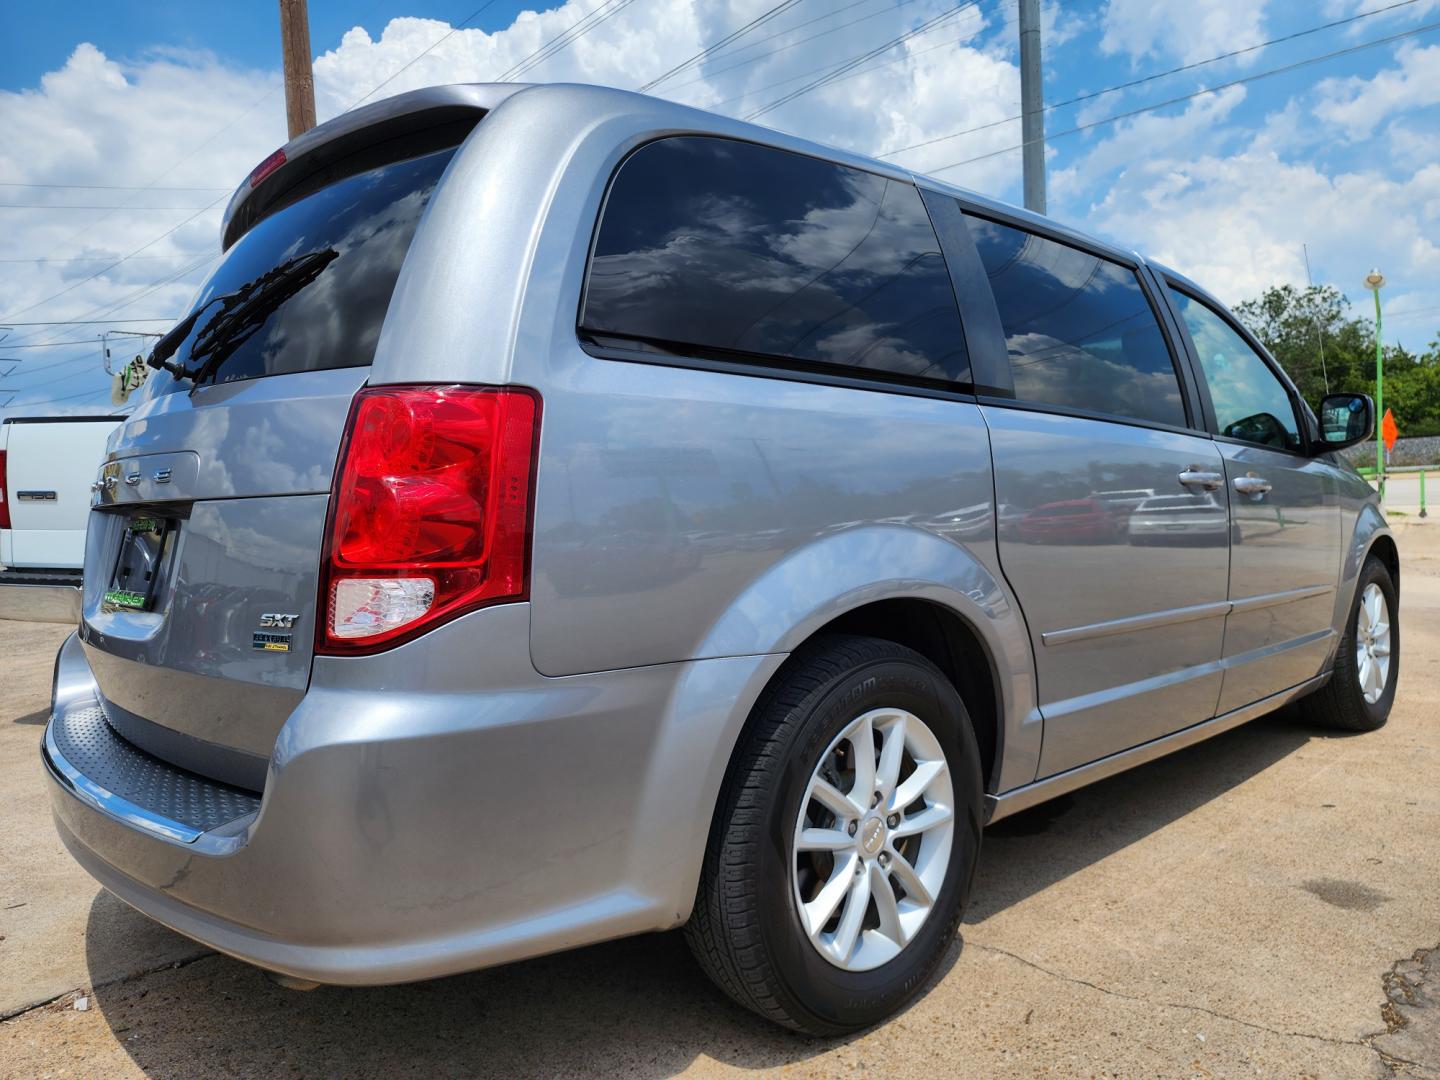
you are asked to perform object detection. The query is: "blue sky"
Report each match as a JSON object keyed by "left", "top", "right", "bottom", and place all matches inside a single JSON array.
[
  {"left": 0, "top": 3, "right": 550, "bottom": 91},
  {"left": 2, "top": 0, "right": 1438, "bottom": 414}
]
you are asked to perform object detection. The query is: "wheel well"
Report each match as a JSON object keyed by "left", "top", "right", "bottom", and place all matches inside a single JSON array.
[
  {"left": 1368, "top": 533, "right": 1400, "bottom": 596},
  {"left": 815, "top": 599, "right": 1001, "bottom": 791}
]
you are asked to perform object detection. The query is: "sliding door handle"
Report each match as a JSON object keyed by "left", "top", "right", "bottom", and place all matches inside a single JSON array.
[
  {"left": 1178, "top": 468, "right": 1223, "bottom": 490},
  {"left": 1233, "top": 475, "right": 1272, "bottom": 499}
]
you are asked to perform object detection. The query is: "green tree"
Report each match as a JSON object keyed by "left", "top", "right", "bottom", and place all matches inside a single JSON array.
[{"left": 1234, "top": 284, "right": 1440, "bottom": 438}]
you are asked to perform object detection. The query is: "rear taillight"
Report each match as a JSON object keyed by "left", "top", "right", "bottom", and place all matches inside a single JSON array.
[
  {"left": 0, "top": 451, "right": 10, "bottom": 530},
  {"left": 317, "top": 385, "right": 540, "bottom": 654}
]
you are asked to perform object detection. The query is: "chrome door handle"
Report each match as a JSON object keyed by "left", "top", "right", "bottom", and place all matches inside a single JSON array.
[
  {"left": 1178, "top": 468, "right": 1223, "bottom": 490},
  {"left": 1232, "top": 475, "right": 1272, "bottom": 499}
]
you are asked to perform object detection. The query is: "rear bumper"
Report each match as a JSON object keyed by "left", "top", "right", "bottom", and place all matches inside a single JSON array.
[
  {"left": 0, "top": 568, "right": 82, "bottom": 624},
  {"left": 43, "top": 612, "right": 783, "bottom": 985}
]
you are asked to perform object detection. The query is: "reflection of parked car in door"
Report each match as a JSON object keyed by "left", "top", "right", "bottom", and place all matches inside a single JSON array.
[
  {"left": 1091, "top": 488, "right": 1154, "bottom": 516},
  {"left": 1127, "top": 493, "right": 1230, "bottom": 545},
  {"left": 1016, "top": 497, "right": 1123, "bottom": 544},
  {"left": 43, "top": 83, "right": 1399, "bottom": 1039}
]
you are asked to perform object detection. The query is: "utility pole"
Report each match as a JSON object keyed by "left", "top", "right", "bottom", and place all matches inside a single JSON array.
[
  {"left": 1018, "top": 0, "right": 1046, "bottom": 214},
  {"left": 278, "top": 0, "right": 317, "bottom": 139}
]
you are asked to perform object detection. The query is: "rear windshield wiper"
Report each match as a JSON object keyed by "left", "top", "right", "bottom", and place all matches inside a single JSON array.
[{"left": 147, "top": 249, "right": 339, "bottom": 386}]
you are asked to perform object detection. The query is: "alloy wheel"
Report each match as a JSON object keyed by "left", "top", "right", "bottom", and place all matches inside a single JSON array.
[
  {"left": 1354, "top": 582, "right": 1392, "bottom": 705},
  {"left": 791, "top": 707, "right": 954, "bottom": 971}
]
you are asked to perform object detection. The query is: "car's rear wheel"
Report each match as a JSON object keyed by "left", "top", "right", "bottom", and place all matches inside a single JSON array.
[
  {"left": 1301, "top": 555, "right": 1398, "bottom": 732},
  {"left": 685, "top": 634, "right": 983, "bottom": 1035}
]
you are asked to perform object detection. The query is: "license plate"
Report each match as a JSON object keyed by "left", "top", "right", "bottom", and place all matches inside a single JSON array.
[{"left": 103, "top": 513, "right": 176, "bottom": 612}]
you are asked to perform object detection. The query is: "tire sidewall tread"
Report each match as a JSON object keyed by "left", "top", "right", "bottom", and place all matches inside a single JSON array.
[
  {"left": 1305, "top": 554, "right": 1399, "bottom": 733},
  {"left": 685, "top": 634, "right": 983, "bottom": 1035}
]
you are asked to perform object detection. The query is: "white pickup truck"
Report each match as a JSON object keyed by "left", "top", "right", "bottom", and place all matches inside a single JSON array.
[{"left": 0, "top": 415, "right": 123, "bottom": 623}]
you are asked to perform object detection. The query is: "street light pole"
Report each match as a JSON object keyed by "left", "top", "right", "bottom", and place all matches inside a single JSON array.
[{"left": 1365, "top": 269, "right": 1386, "bottom": 500}]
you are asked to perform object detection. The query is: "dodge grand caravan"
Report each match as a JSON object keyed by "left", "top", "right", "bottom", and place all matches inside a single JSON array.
[{"left": 43, "top": 83, "right": 1398, "bottom": 1035}]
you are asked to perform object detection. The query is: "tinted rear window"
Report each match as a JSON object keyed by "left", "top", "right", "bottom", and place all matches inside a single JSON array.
[
  {"left": 581, "top": 136, "right": 970, "bottom": 388},
  {"left": 154, "top": 146, "right": 455, "bottom": 391},
  {"left": 966, "top": 215, "right": 1184, "bottom": 427}
]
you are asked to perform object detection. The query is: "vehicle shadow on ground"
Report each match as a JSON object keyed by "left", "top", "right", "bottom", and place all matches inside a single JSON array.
[
  {"left": 967, "top": 706, "right": 1316, "bottom": 922},
  {"left": 12, "top": 707, "right": 48, "bottom": 725},
  {"left": 83, "top": 708, "right": 1319, "bottom": 1079},
  {"left": 82, "top": 895, "right": 908, "bottom": 1078}
]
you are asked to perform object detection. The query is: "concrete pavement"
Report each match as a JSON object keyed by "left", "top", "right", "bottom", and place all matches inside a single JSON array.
[{"left": 2, "top": 526, "right": 1437, "bottom": 1078}]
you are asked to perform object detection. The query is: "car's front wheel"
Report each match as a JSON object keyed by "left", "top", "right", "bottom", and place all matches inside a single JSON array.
[
  {"left": 1301, "top": 554, "right": 1399, "bottom": 732},
  {"left": 685, "top": 634, "right": 983, "bottom": 1034}
]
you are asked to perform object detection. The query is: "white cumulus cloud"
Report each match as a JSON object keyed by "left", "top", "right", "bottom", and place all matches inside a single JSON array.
[
  {"left": 2, "top": 1, "right": 1023, "bottom": 416},
  {"left": 1099, "top": 0, "right": 1268, "bottom": 65}
]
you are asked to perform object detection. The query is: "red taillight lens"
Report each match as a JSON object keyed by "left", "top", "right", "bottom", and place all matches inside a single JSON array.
[
  {"left": 0, "top": 451, "right": 10, "bottom": 530},
  {"left": 318, "top": 385, "right": 540, "bottom": 654}
]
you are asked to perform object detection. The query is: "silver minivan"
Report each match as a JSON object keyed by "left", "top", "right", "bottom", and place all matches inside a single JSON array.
[{"left": 43, "top": 83, "right": 1398, "bottom": 1035}]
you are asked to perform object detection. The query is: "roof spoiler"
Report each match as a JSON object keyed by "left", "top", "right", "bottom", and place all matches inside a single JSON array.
[{"left": 221, "top": 83, "right": 527, "bottom": 250}]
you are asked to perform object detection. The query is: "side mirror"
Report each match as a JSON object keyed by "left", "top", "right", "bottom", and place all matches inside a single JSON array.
[{"left": 1315, "top": 392, "right": 1374, "bottom": 452}]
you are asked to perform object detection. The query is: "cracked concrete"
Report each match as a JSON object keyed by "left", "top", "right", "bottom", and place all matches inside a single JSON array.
[
  {"left": 969, "top": 942, "right": 1372, "bottom": 1051},
  {"left": 1, "top": 524, "right": 1437, "bottom": 1078},
  {"left": 1371, "top": 946, "right": 1440, "bottom": 1077}
]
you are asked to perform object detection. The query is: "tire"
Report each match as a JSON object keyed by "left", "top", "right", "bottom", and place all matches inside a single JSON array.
[
  {"left": 685, "top": 634, "right": 984, "bottom": 1035},
  {"left": 1302, "top": 555, "right": 1399, "bottom": 732}
]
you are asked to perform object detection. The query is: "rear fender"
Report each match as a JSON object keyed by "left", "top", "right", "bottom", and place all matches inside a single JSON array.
[
  {"left": 1331, "top": 504, "right": 1394, "bottom": 642},
  {"left": 695, "top": 524, "right": 1040, "bottom": 794}
]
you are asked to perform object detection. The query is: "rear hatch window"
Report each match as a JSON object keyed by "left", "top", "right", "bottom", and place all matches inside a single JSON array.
[
  {"left": 80, "top": 141, "right": 460, "bottom": 789},
  {"left": 150, "top": 145, "right": 456, "bottom": 393}
]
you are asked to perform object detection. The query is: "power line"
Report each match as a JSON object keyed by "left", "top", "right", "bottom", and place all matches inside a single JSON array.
[
  {"left": 501, "top": 0, "right": 643, "bottom": 80},
  {"left": 7, "top": 2, "right": 468, "bottom": 332},
  {"left": 665, "top": 0, "right": 882, "bottom": 89},
  {"left": 0, "top": 198, "right": 225, "bottom": 323},
  {"left": 348, "top": 0, "right": 503, "bottom": 108},
  {"left": 878, "top": 0, "right": 1424, "bottom": 159},
  {"left": 0, "top": 353, "right": 112, "bottom": 391},
  {"left": 0, "top": 203, "right": 218, "bottom": 211},
  {"left": 1, "top": 384, "right": 115, "bottom": 410},
  {"left": 1386, "top": 305, "right": 1440, "bottom": 323},
  {"left": 674, "top": 0, "right": 936, "bottom": 100},
  {"left": 0, "top": 251, "right": 213, "bottom": 351},
  {"left": 36, "top": 83, "right": 279, "bottom": 264},
  {"left": 745, "top": 1, "right": 981, "bottom": 120},
  {"left": 639, "top": 0, "right": 810, "bottom": 92},
  {"left": 0, "top": 339, "right": 98, "bottom": 349},
  {"left": 0, "top": 254, "right": 203, "bottom": 265},
  {"left": 0, "top": 181, "right": 231, "bottom": 192},
  {"left": 928, "top": 19, "right": 1440, "bottom": 174},
  {"left": 14, "top": 252, "right": 216, "bottom": 355},
  {"left": 3, "top": 2, "right": 486, "bottom": 346},
  {"left": 1, "top": 318, "right": 180, "bottom": 326},
  {"left": 713, "top": 0, "right": 1042, "bottom": 111}
]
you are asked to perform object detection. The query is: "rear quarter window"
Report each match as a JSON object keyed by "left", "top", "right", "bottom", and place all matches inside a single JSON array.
[
  {"left": 580, "top": 136, "right": 970, "bottom": 389},
  {"left": 153, "top": 145, "right": 456, "bottom": 391}
]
